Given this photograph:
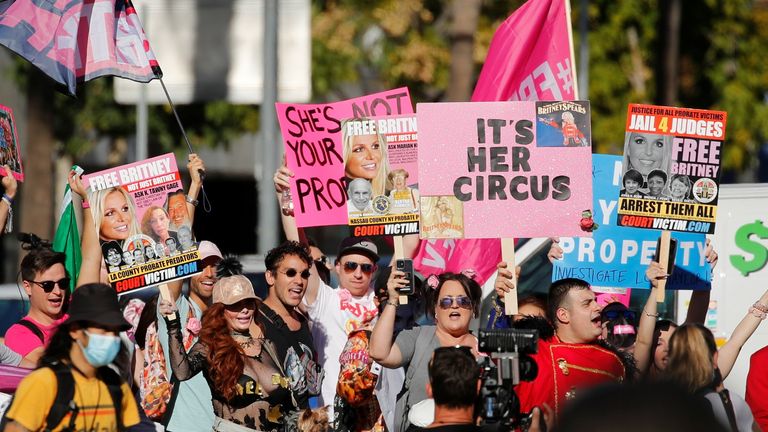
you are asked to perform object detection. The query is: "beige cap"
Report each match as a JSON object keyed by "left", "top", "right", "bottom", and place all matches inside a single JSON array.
[{"left": 212, "top": 275, "right": 258, "bottom": 305}]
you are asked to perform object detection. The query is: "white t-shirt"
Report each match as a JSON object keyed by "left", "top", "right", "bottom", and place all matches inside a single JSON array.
[{"left": 303, "top": 280, "right": 378, "bottom": 410}]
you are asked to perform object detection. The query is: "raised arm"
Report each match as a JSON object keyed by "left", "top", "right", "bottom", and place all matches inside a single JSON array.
[
  {"left": 0, "top": 165, "right": 17, "bottom": 233},
  {"left": 186, "top": 154, "right": 205, "bottom": 228},
  {"left": 272, "top": 159, "right": 323, "bottom": 308},
  {"left": 69, "top": 170, "right": 102, "bottom": 286},
  {"left": 369, "top": 269, "right": 407, "bottom": 367},
  {"left": 634, "top": 261, "right": 666, "bottom": 375},
  {"left": 718, "top": 288, "right": 768, "bottom": 380},
  {"left": 159, "top": 299, "right": 207, "bottom": 381}
]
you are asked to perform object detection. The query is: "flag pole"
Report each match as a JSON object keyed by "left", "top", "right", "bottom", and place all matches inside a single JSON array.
[
  {"left": 565, "top": 0, "right": 579, "bottom": 99},
  {"left": 157, "top": 76, "right": 210, "bottom": 211}
]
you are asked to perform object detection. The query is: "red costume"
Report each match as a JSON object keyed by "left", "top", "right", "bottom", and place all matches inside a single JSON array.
[
  {"left": 515, "top": 335, "right": 626, "bottom": 417},
  {"left": 746, "top": 345, "right": 768, "bottom": 430}
]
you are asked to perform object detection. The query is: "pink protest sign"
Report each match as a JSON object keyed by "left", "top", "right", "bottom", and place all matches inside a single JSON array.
[
  {"left": 83, "top": 153, "right": 201, "bottom": 295},
  {"left": 276, "top": 88, "right": 413, "bottom": 228},
  {"left": 418, "top": 101, "right": 593, "bottom": 239}
]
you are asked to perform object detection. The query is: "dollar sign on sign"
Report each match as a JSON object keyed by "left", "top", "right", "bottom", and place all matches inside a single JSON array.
[{"left": 730, "top": 220, "right": 768, "bottom": 276}]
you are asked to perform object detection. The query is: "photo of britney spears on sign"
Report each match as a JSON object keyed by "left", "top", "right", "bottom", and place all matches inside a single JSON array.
[
  {"left": 83, "top": 153, "right": 202, "bottom": 294},
  {"left": 342, "top": 115, "right": 420, "bottom": 237}
]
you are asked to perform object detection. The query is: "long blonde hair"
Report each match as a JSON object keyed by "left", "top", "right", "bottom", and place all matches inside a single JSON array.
[
  {"left": 621, "top": 132, "right": 673, "bottom": 182},
  {"left": 342, "top": 118, "right": 390, "bottom": 197},
  {"left": 664, "top": 323, "right": 717, "bottom": 393},
  {"left": 88, "top": 187, "right": 142, "bottom": 249}
]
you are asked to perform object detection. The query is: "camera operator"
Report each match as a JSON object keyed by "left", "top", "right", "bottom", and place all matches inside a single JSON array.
[{"left": 407, "top": 346, "right": 550, "bottom": 432}]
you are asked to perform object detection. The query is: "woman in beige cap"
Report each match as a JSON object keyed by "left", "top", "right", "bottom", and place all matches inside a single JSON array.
[{"left": 160, "top": 274, "right": 296, "bottom": 431}]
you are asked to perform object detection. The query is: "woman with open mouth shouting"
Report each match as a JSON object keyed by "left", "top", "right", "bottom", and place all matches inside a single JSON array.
[
  {"left": 160, "top": 274, "right": 297, "bottom": 432},
  {"left": 370, "top": 272, "right": 482, "bottom": 432}
]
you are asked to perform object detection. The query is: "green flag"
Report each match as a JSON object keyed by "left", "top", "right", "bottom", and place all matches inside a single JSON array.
[{"left": 52, "top": 167, "right": 83, "bottom": 291}]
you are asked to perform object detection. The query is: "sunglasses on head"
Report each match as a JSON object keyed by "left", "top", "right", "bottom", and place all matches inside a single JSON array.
[
  {"left": 601, "top": 309, "right": 636, "bottom": 322},
  {"left": 279, "top": 268, "right": 311, "bottom": 279},
  {"left": 28, "top": 278, "right": 70, "bottom": 293},
  {"left": 438, "top": 295, "right": 472, "bottom": 310},
  {"left": 342, "top": 261, "right": 375, "bottom": 274}
]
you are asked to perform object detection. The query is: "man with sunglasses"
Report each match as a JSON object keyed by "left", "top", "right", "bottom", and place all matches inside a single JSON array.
[
  {"left": 300, "top": 236, "right": 381, "bottom": 414},
  {"left": 259, "top": 241, "right": 321, "bottom": 411},
  {"left": 6, "top": 247, "right": 69, "bottom": 360}
]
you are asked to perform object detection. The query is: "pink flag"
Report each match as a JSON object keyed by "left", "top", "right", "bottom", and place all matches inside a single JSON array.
[
  {"left": 414, "top": 0, "right": 577, "bottom": 284},
  {"left": 0, "top": 0, "right": 161, "bottom": 95},
  {"left": 472, "top": 0, "right": 576, "bottom": 102}
]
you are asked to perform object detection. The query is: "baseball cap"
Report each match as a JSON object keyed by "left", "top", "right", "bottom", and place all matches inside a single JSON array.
[
  {"left": 336, "top": 237, "right": 379, "bottom": 263},
  {"left": 64, "top": 283, "right": 131, "bottom": 331},
  {"left": 198, "top": 240, "right": 223, "bottom": 261},
  {"left": 212, "top": 274, "right": 258, "bottom": 305}
]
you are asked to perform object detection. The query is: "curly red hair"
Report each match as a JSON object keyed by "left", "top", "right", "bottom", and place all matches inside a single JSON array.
[{"left": 199, "top": 301, "right": 264, "bottom": 401}]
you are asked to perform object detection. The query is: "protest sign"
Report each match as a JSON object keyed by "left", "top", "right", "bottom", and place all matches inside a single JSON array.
[
  {"left": 554, "top": 154, "right": 711, "bottom": 290},
  {"left": 617, "top": 104, "right": 727, "bottom": 234},
  {"left": 418, "top": 100, "right": 592, "bottom": 239},
  {"left": 0, "top": 105, "right": 23, "bottom": 181},
  {"left": 83, "top": 153, "right": 201, "bottom": 295},
  {"left": 342, "top": 115, "right": 419, "bottom": 237},
  {"left": 276, "top": 88, "right": 413, "bottom": 228}
]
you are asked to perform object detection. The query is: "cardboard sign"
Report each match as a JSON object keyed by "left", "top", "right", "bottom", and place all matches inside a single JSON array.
[
  {"left": 276, "top": 88, "right": 413, "bottom": 228},
  {"left": 554, "top": 154, "right": 712, "bottom": 290},
  {"left": 417, "top": 101, "right": 592, "bottom": 239},
  {"left": 0, "top": 105, "right": 23, "bottom": 181},
  {"left": 83, "top": 153, "right": 201, "bottom": 295},
  {"left": 343, "top": 115, "right": 420, "bottom": 237},
  {"left": 617, "top": 104, "right": 727, "bottom": 234}
]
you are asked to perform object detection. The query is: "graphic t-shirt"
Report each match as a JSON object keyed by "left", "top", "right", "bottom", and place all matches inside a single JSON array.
[
  {"left": 5, "top": 367, "right": 140, "bottom": 431},
  {"left": 303, "top": 281, "right": 378, "bottom": 413},
  {"left": 5, "top": 315, "right": 69, "bottom": 357},
  {"left": 258, "top": 302, "right": 319, "bottom": 409}
]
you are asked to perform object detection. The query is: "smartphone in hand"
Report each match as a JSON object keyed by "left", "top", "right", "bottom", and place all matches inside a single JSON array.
[{"left": 395, "top": 259, "right": 415, "bottom": 296}]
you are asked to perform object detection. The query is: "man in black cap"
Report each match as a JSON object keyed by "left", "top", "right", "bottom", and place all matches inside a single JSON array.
[
  {"left": 4, "top": 283, "right": 140, "bottom": 431},
  {"left": 300, "top": 236, "right": 381, "bottom": 414}
]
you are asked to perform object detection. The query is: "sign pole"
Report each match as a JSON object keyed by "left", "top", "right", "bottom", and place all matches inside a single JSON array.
[{"left": 501, "top": 238, "right": 518, "bottom": 315}]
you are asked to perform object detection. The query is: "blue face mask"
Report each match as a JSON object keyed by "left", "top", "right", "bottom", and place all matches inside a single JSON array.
[{"left": 77, "top": 331, "right": 121, "bottom": 367}]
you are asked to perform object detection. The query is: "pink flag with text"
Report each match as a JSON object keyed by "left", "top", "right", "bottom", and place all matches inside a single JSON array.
[
  {"left": 0, "top": 0, "right": 161, "bottom": 95},
  {"left": 414, "top": 0, "right": 577, "bottom": 284}
]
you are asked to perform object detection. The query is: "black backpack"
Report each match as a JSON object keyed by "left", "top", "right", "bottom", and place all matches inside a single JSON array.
[{"left": 1, "top": 361, "right": 125, "bottom": 432}]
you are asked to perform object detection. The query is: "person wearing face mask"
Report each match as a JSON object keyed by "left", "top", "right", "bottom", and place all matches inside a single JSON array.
[{"left": 2, "top": 283, "right": 140, "bottom": 431}]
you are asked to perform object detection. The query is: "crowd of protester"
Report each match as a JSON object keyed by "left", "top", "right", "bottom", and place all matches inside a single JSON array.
[{"left": 0, "top": 154, "right": 765, "bottom": 432}]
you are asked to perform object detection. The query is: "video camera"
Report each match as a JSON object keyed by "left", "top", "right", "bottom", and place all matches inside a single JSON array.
[{"left": 477, "top": 328, "right": 539, "bottom": 432}]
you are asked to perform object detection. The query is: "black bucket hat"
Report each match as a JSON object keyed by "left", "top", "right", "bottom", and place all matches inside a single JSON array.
[{"left": 64, "top": 283, "right": 131, "bottom": 331}]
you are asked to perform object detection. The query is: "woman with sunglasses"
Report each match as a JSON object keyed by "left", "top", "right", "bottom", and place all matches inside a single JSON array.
[
  {"left": 160, "top": 274, "right": 297, "bottom": 431},
  {"left": 370, "top": 272, "right": 482, "bottom": 432}
]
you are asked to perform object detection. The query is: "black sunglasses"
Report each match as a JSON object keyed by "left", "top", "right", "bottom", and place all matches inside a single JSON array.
[
  {"left": 601, "top": 309, "right": 636, "bottom": 322},
  {"left": 279, "top": 268, "right": 311, "bottom": 279},
  {"left": 342, "top": 261, "right": 376, "bottom": 274},
  {"left": 438, "top": 295, "right": 472, "bottom": 310},
  {"left": 28, "top": 278, "right": 70, "bottom": 293}
]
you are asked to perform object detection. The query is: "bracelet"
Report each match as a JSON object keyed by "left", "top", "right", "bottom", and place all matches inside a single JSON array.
[
  {"left": 2, "top": 194, "right": 12, "bottom": 205},
  {"left": 81, "top": 200, "right": 90, "bottom": 209},
  {"left": 753, "top": 302, "right": 768, "bottom": 314},
  {"left": 643, "top": 308, "right": 659, "bottom": 318},
  {"left": 185, "top": 195, "right": 199, "bottom": 207},
  {"left": 749, "top": 307, "right": 767, "bottom": 320},
  {"left": 385, "top": 300, "right": 399, "bottom": 307}
]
